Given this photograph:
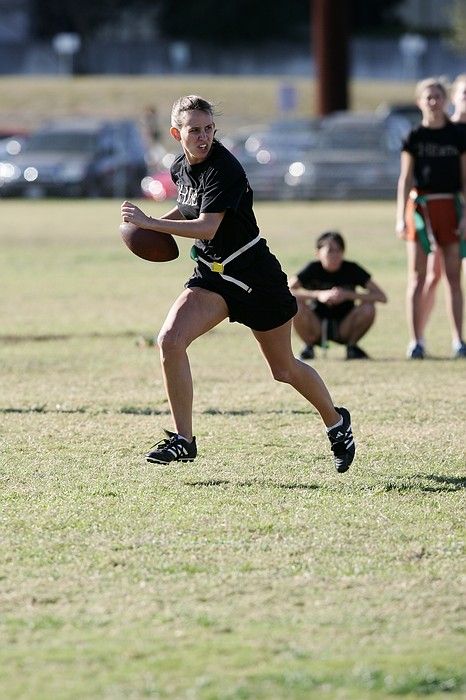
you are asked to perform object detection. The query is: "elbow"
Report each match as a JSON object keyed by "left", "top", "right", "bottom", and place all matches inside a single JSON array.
[
  {"left": 199, "top": 222, "right": 222, "bottom": 240},
  {"left": 201, "top": 229, "right": 217, "bottom": 241}
]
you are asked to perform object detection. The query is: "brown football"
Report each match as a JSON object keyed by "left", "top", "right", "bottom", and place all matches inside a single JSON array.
[{"left": 120, "top": 223, "right": 179, "bottom": 262}]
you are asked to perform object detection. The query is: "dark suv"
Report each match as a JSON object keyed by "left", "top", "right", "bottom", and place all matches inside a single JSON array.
[{"left": 0, "top": 118, "right": 148, "bottom": 197}]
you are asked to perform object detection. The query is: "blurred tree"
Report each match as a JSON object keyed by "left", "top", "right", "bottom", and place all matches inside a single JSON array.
[
  {"left": 158, "top": 0, "right": 404, "bottom": 43},
  {"left": 157, "top": 0, "right": 308, "bottom": 43},
  {"left": 351, "top": 0, "right": 404, "bottom": 35},
  {"left": 30, "top": 0, "right": 144, "bottom": 39},
  {"left": 31, "top": 0, "right": 404, "bottom": 43}
]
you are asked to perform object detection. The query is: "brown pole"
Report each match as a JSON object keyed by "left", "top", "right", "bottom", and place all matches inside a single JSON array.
[{"left": 312, "top": 0, "right": 350, "bottom": 116}]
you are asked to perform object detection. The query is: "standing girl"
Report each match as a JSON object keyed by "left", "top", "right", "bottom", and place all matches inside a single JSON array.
[
  {"left": 396, "top": 77, "right": 466, "bottom": 358},
  {"left": 121, "top": 95, "right": 355, "bottom": 472}
]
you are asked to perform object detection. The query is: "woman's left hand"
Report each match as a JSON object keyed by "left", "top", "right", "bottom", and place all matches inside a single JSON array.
[{"left": 121, "top": 201, "right": 152, "bottom": 228}]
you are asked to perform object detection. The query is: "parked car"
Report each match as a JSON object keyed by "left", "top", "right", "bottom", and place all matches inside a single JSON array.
[
  {"left": 222, "top": 120, "right": 322, "bottom": 201},
  {"left": 280, "top": 112, "right": 412, "bottom": 200},
  {"left": 0, "top": 133, "right": 28, "bottom": 159},
  {"left": 0, "top": 118, "right": 148, "bottom": 197},
  {"left": 376, "top": 102, "right": 422, "bottom": 129},
  {"left": 142, "top": 169, "right": 177, "bottom": 202},
  {"left": 142, "top": 152, "right": 178, "bottom": 202}
]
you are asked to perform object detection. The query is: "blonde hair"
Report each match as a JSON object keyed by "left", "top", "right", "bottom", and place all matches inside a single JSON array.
[
  {"left": 415, "top": 76, "right": 449, "bottom": 100},
  {"left": 452, "top": 74, "right": 466, "bottom": 94}
]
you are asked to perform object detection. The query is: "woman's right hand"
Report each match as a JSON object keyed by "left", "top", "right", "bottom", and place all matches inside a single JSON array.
[{"left": 121, "top": 201, "right": 152, "bottom": 228}]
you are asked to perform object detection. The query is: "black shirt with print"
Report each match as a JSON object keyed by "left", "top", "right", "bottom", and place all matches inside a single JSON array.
[
  {"left": 297, "top": 260, "right": 371, "bottom": 321},
  {"left": 170, "top": 140, "right": 260, "bottom": 265},
  {"left": 402, "top": 121, "right": 466, "bottom": 193}
]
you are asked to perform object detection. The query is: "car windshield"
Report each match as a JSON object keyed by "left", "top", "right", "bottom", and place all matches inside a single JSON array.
[
  {"left": 318, "top": 126, "right": 385, "bottom": 150},
  {"left": 24, "top": 131, "right": 97, "bottom": 153}
]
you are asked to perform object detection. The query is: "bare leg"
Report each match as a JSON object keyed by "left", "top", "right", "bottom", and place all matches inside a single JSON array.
[
  {"left": 253, "top": 320, "right": 340, "bottom": 427},
  {"left": 292, "top": 298, "right": 323, "bottom": 345},
  {"left": 406, "top": 240, "right": 428, "bottom": 344},
  {"left": 419, "top": 249, "right": 442, "bottom": 340},
  {"left": 440, "top": 243, "right": 463, "bottom": 345},
  {"left": 157, "top": 287, "right": 229, "bottom": 439},
  {"left": 338, "top": 303, "right": 376, "bottom": 345}
]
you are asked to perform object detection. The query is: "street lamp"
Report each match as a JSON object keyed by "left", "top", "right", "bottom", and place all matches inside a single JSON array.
[{"left": 52, "top": 33, "right": 81, "bottom": 75}]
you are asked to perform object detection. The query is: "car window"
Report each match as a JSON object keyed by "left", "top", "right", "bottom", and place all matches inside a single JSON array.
[
  {"left": 24, "top": 131, "right": 97, "bottom": 152},
  {"left": 124, "top": 123, "right": 146, "bottom": 157},
  {"left": 318, "top": 126, "right": 385, "bottom": 150}
]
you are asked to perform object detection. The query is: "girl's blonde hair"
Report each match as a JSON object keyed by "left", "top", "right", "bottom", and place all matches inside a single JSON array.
[
  {"left": 415, "top": 76, "right": 449, "bottom": 100},
  {"left": 451, "top": 74, "right": 466, "bottom": 94}
]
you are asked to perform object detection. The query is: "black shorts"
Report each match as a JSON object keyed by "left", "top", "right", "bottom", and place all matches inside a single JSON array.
[
  {"left": 314, "top": 309, "right": 348, "bottom": 344},
  {"left": 185, "top": 243, "right": 297, "bottom": 332}
]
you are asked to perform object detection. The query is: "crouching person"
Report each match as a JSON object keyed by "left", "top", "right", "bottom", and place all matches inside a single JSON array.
[{"left": 289, "top": 231, "right": 387, "bottom": 360}]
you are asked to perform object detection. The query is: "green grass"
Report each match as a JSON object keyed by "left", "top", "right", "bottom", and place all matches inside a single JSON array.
[{"left": 0, "top": 199, "right": 465, "bottom": 699}]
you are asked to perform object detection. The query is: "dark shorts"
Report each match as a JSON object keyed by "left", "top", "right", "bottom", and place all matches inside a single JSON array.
[
  {"left": 185, "top": 244, "right": 297, "bottom": 332},
  {"left": 314, "top": 308, "right": 349, "bottom": 344}
]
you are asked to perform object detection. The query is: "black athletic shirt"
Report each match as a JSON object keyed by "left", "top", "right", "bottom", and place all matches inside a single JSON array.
[
  {"left": 402, "top": 121, "right": 466, "bottom": 193},
  {"left": 170, "top": 140, "right": 261, "bottom": 265},
  {"left": 297, "top": 260, "right": 371, "bottom": 321}
]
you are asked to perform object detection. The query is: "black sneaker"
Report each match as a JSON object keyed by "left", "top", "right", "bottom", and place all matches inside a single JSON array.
[
  {"left": 346, "top": 344, "right": 369, "bottom": 360},
  {"left": 146, "top": 430, "right": 197, "bottom": 464},
  {"left": 327, "top": 407, "right": 355, "bottom": 473},
  {"left": 300, "top": 344, "right": 315, "bottom": 360},
  {"left": 407, "top": 343, "right": 425, "bottom": 359},
  {"left": 454, "top": 342, "right": 466, "bottom": 359}
]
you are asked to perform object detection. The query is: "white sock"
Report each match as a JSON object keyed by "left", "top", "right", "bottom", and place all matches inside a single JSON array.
[
  {"left": 408, "top": 339, "right": 424, "bottom": 352},
  {"left": 452, "top": 339, "right": 464, "bottom": 352},
  {"left": 326, "top": 415, "right": 343, "bottom": 433}
]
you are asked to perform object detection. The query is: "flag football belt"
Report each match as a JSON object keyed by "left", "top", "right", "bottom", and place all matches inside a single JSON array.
[
  {"left": 410, "top": 191, "right": 465, "bottom": 256},
  {"left": 191, "top": 234, "right": 261, "bottom": 293}
]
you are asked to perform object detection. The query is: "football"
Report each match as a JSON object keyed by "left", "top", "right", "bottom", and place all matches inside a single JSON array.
[{"left": 120, "top": 222, "right": 179, "bottom": 262}]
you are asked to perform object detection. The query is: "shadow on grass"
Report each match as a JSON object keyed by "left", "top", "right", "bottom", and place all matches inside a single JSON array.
[
  {"left": 184, "top": 479, "right": 319, "bottom": 491},
  {"left": 0, "top": 405, "right": 313, "bottom": 416},
  {"left": 0, "top": 405, "right": 86, "bottom": 414},
  {"left": 383, "top": 474, "right": 466, "bottom": 492},
  {"left": 0, "top": 331, "right": 137, "bottom": 343},
  {"left": 422, "top": 474, "right": 466, "bottom": 489}
]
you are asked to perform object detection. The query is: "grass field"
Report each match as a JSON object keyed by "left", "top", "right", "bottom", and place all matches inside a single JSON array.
[{"left": 1, "top": 198, "right": 465, "bottom": 700}]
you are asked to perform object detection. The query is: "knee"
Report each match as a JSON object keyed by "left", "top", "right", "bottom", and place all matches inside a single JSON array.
[
  {"left": 425, "top": 269, "right": 442, "bottom": 288},
  {"left": 407, "top": 272, "right": 426, "bottom": 295},
  {"left": 157, "top": 327, "right": 187, "bottom": 356},
  {"left": 269, "top": 362, "right": 293, "bottom": 384},
  {"left": 444, "top": 269, "right": 462, "bottom": 290},
  {"left": 359, "top": 302, "right": 376, "bottom": 322}
]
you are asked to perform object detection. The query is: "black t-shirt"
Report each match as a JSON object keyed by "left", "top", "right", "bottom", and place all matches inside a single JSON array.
[
  {"left": 402, "top": 121, "right": 466, "bottom": 193},
  {"left": 170, "top": 140, "right": 260, "bottom": 265},
  {"left": 297, "top": 260, "right": 371, "bottom": 320}
]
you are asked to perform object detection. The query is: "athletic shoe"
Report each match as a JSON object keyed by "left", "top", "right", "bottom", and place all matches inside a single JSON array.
[
  {"left": 146, "top": 430, "right": 197, "bottom": 464},
  {"left": 300, "top": 344, "right": 315, "bottom": 360},
  {"left": 327, "top": 406, "right": 355, "bottom": 473},
  {"left": 454, "top": 342, "right": 466, "bottom": 359},
  {"left": 346, "top": 344, "right": 369, "bottom": 360},
  {"left": 407, "top": 343, "right": 425, "bottom": 359}
]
